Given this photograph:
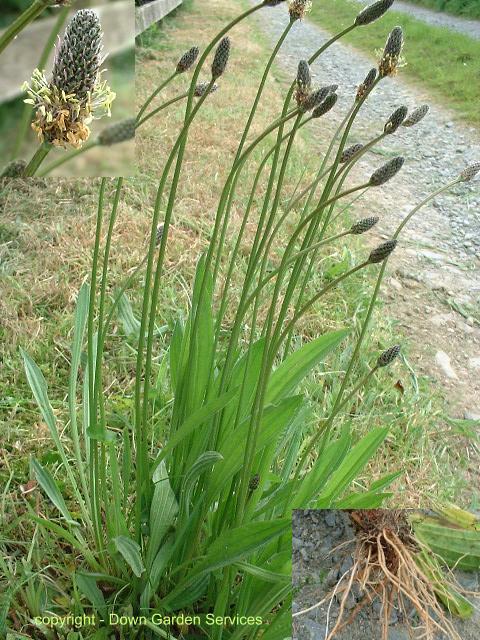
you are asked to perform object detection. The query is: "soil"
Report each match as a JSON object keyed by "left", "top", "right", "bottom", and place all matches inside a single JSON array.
[
  {"left": 292, "top": 509, "right": 480, "bottom": 640},
  {"left": 249, "top": 1, "right": 480, "bottom": 431}
]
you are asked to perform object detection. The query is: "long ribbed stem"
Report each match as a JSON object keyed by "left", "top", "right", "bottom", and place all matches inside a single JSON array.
[
  {"left": 136, "top": 71, "right": 178, "bottom": 122},
  {"left": 11, "top": 6, "right": 69, "bottom": 158},
  {"left": 136, "top": 92, "right": 188, "bottom": 128},
  {"left": 24, "top": 142, "right": 51, "bottom": 176},
  {"left": 37, "top": 141, "right": 98, "bottom": 176}
]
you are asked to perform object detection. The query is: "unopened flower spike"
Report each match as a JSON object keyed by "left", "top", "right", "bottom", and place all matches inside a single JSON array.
[
  {"left": 459, "top": 162, "right": 480, "bottom": 182},
  {"left": 194, "top": 82, "right": 219, "bottom": 98},
  {"left": 1, "top": 159, "right": 27, "bottom": 178},
  {"left": 384, "top": 106, "right": 408, "bottom": 134},
  {"left": 341, "top": 143, "right": 364, "bottom": 164},
  {"left": 370, "top": 156, "right": 405, "bottom": 186},
  {"left": 402, "top": 105, "right": 429, "bottom": 127},
  {"left": 368, "top": 239, "right": 398, "bottom": 263},
  {"left": 98, "top": 118, "right": 135, "bottom": 146},
  {"left": 176, "top": 46, "right": 199, "bottom": 74},
  {"left": 350, "top": 216, "right": 379, "bottom": 234},
  {"left": 288, "top": 0, "right": 312, "bottom": 21},
  {"left": 379, "top": 26, "right": 404, "bottom": 78},
  {"left": 23, "top": 10, "right": 115, "bottom": 149},
  {"left": 312, "top": 93, "right": 338, "bottom": 118},
  {"left": 377, "top": 344, "right": 401, "bottom": 367},
  {"left": 355, "top": 0, "right": 395, "bottom": 26},
  {"left": 211, "top": 37, "right": 231, "bottom": 80},
  {"left": 356, "top": 68, "right": 377, "bottom": 101},
  {"left": 295, "top": 60, "right": 312, "bottom": 107}
]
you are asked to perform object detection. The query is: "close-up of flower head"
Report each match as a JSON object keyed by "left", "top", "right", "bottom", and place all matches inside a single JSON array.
[{"left": 23, "top": 9, "right": 115, "bottom": 149}]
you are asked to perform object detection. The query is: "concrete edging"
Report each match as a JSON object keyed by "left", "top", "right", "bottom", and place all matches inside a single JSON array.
[{"left": 135, "top": 0, "right": 183, "bottom": 36}]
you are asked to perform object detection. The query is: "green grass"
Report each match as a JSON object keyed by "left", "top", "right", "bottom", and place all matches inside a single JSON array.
[
  {"left": 309, "top": 0, "right": 480, "bottom": 126},
  {"left": 406, "top": 0, "right": 480, "bottom": 20}
]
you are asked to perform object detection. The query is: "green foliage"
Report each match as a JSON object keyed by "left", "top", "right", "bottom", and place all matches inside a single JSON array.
[{"left": 409, "top": 0, "right": 480, "bottom": 19}]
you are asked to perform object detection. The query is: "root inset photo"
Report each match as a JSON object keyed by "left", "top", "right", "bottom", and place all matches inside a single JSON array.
[{"left": 293, "top": 509, "right": 480, "bottom": 639}]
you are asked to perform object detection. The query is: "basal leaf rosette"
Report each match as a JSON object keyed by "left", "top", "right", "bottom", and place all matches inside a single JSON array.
[{"left": 23, "top": 9, "right": 115, "bottom": 149}]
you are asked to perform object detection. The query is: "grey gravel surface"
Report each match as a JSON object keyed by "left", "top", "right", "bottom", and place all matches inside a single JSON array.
[
  {"left": 292, "top": 510, "right": 480, "bottom": 639},
  {"left": 352, "top": 0, "right": 480, "bottom": 41},
  {"left": 249, "top": 0, "right": 480, "bottom": 418}
]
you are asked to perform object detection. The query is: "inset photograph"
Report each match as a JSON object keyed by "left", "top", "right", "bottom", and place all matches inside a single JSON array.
[
  {"left": 293, "top": 509, "right": 480, "bottom": 640},
  {"left": 0, "top": 0, "right": 134, "bottom": 177}
]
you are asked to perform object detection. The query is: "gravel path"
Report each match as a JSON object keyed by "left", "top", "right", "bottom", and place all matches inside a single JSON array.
[
  {"left": 249, "top": 1, "right": 480, "bottom": 419},
  {"left": 352, "top": 0, "right": 480, "bottom": 41},
  {"left": 292, "top": 510, "right": 480, "bottom": 640}
]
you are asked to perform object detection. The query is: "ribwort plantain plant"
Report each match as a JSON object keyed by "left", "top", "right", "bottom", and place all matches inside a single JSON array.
[{"left": 16, "top": 1, "right": 479, "bottom": 638}]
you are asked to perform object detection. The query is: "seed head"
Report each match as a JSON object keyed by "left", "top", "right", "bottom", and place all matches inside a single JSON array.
[
  {"left": 459, "top": 162, "right": 480, "bottom": 182},
  {"left": 301, "top": 87, "right": 332, "bottom": 113},
  {"left": 355, "top": 0, "right": 395, "bottom": 26},
  {"left": 52, "top": 10, "right": 103, "bottom": 102},
  {"left": 350, "top": 216, "right": 379, "bottom": 234},
  {"left": 402, "top": 104, "right": 429, "bottom": 127},
  {"left": 369, "top": 156, "right": 404, "bottom": 186},
  {"left": 211, "top": 37, "right": 231, "bottom": 80},
  {"left": 384, "top": 106, "right": 408, "bottom": 134},
  {"left": 288, "top": 0, "right": 312, "bottom": 21},
  {"left": 295, "top": 60, "right": 312, "bottom": 107},
  {"left": 98, "top": 118, "right": 135, "bottom": 146},
  {"left": 312, "top": 93, "right": 338, "bottom": 118},
  {"left": 368, "top": 239, "right": 397, "bottom": 263},
  {"left": 356, "top": 68, "right": 377, "bottom": 101},
  {"left": 340, "top": 143, "right": 364, "bottom": 164},
  {"left": 176, "top": 46, "right": 199, "bottom": 73},
  {"left": 377, "top": 344, "right": 401, "bottom": 367},
  {"left": 0, "top": 159, "right": 27, "bottom": 178},
  {"left": 194, "top": 82, "right": 219, "bottom": 97},
  {"left": 379, "top": 27, "right": 404, "bottom": 78},
  {"left": 249, "top": 474, "right": 260, "bottom": 491}
]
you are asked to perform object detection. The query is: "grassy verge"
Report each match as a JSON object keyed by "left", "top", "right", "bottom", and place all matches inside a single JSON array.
[
  {"left": 309, "top": 0, "right": 480, "bottom": 126},
  {"left": 406, "top": 0, "right": 480, "bottom": 20}
]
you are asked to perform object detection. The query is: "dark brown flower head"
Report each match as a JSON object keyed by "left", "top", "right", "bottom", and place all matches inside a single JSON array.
[
  {"left": 194, "top": 82, "right": 219, "bottom": 97},
  {"left": 459, "top": 162, "right": 480, "bottom": 182},
  {"left": 98, "top": 118, "right": 135, "bottom": 146},
  {"left": 340, "top": 143, "right": 364, "bottom": 164},
  {"left": 312, "top": 93, "right": 338, "bottom": 118},
  {"left": 369, "top": 156, "right": 404, "bottom": 186},
  {"left": 356, "top": 68, "right": 377, "bottom": 101},
  {"left": 176, "top": 46, "right": 199, "bottom": 73},
  {"left": 248, "top": 474, "right": 260, "bottom": 491},
  {"left": 52, "top": 10, "right": 103, "bottom": 102},
  {"left": 355, "top": 0, "right": 395, "bottom": 26},
  {"left": 384, "top": 106, "right": 408, "bottom": 134},
  {"left": 301, "top": 87, "right": 332, "bottom": 112},
  {"left": 211, "top": 37, "right": 231, "bottom": 80},
  {"left": 295, "top": 60, "right": 312, "bottom": 106},
  {"left": 368, "top": 239, "right": 397, "bottom": 263},
  {"left": 288, "top": 0, "right": 312, "bottom": 21},
  {"left": 379, "top": 27, "right": 404, "bottom": 78},
  {"left": 350, "top": 216, "right": 379, "bottom": 234},
  {"left": 377, "top": 344, "right": 401, "bottom": 367},
  {"left": 402, "top": 104, "right": 429, "bottom": 127},
  {"left": 0, "top": 159, "right": 27, "bottom": 178}
]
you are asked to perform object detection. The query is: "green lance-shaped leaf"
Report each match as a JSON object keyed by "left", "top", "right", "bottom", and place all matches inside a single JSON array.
[
  {"left": 180, "top": 451, "right": 223, "bottom": 518},
  {"left": 30, "top": 459, "right": 77, "bottom": 526},
  {"left": 146, "top": 461, "right": 179, "bottom": 568},
  {"left": 266, "top": 328, "right": 350, "bottom": 403},
  {"left": 316, "top": 427, "right": 389, "bottom": 507},
  {"left": 113, "top": 536, "right": 145, "bottom": 578},
  {"left": 412, "top": 517, "right": 480, "bottom": 571},
  {"left": 75, "top": 573, "right": 107, "bottom": 616}
]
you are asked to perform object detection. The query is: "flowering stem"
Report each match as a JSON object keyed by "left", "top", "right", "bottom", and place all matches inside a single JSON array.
[
  {"left": 37, "top": 140, "right": 98, "bottom": 176},
  {"left": 136, "top": 92, "right": 189, "bottom": 128},
  {"left": 24, "top": 142, "right": 52, "bottom": 176},
  {"left": 0, "top": 0, "right": 49, "bottom": 56},
  {"left": 11, "top": 5, "right": 70, "bottom": 159},
  {"left": 136, "top": 71, "right": 178, "bottom": 123}
]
